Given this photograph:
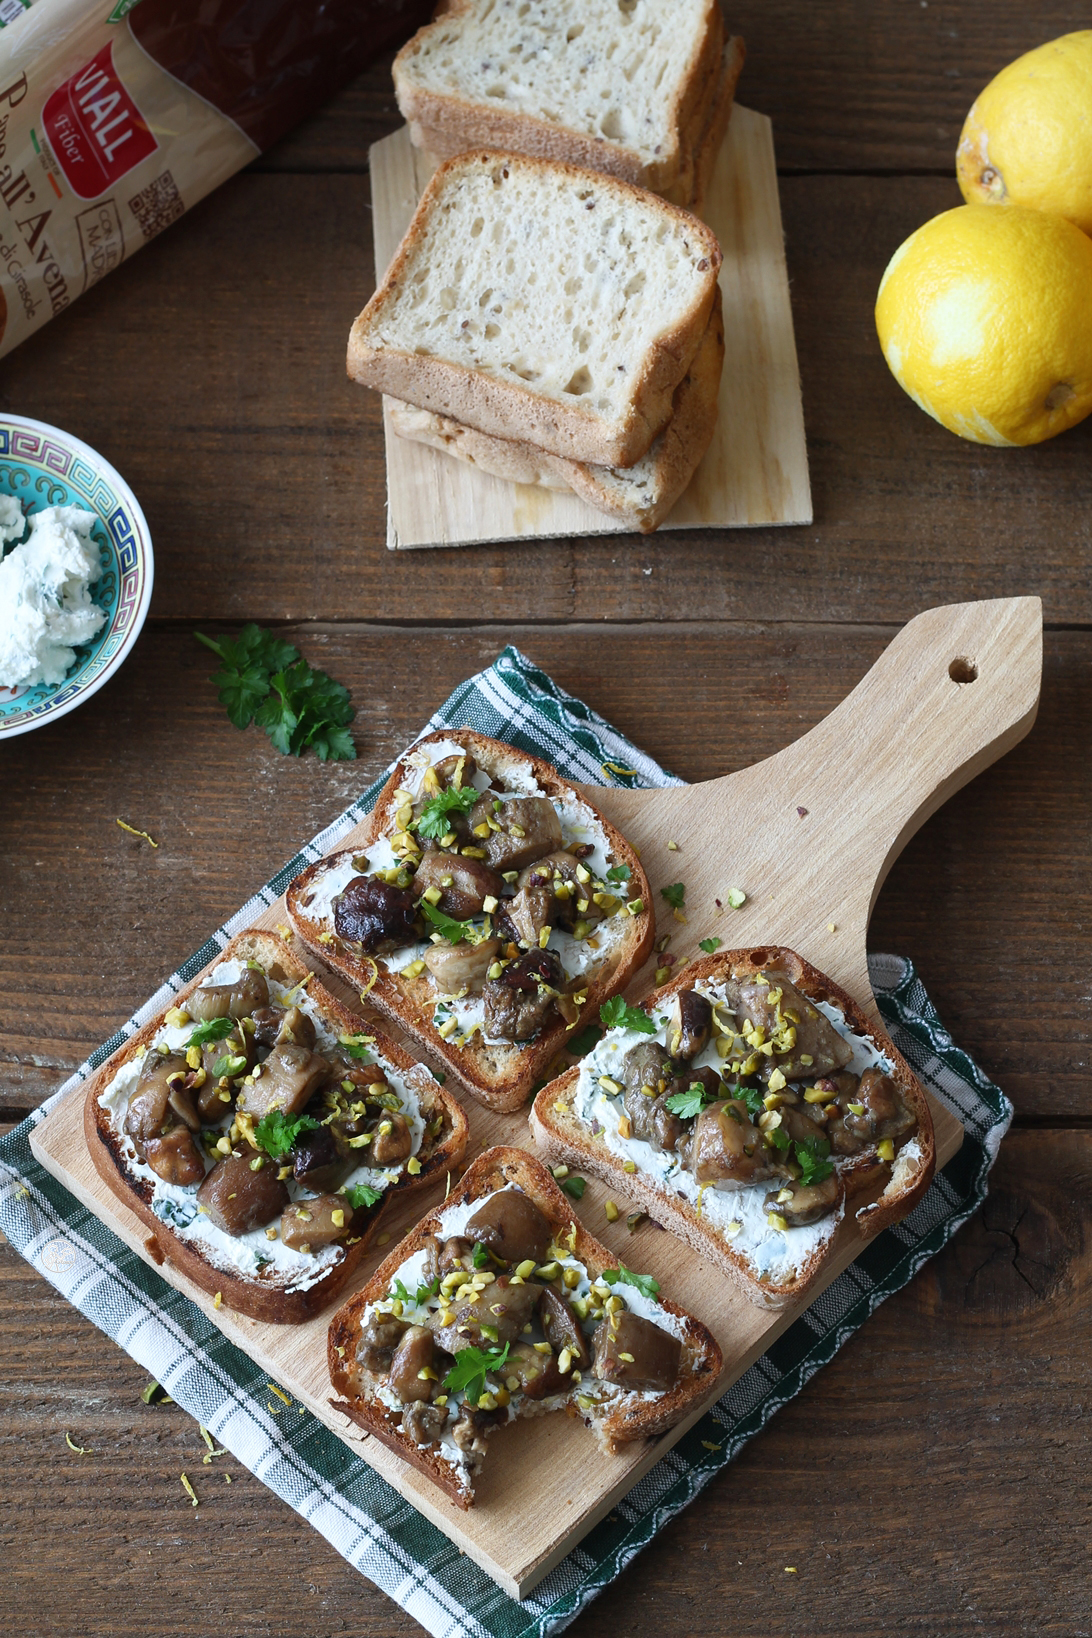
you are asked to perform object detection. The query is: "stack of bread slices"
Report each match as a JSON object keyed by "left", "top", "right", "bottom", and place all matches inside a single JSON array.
[{"left": 349, "top": 1, "right": 743, "bottom": 534}]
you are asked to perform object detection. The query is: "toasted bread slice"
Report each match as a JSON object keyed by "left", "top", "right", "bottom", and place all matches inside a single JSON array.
[
  {"left": 84, "top": 930, "right": 468, "bottom": 1324},
  {"left": 287, "top": 731, "right": 654, "bottom": 1113},
  {"left": 387, "top": 286, "right": 724, "bottom": 534},
  {"left": 348, "top": 150, "right": 722, "bottom": 469},
  {"left": 328, "top": 1146, "right": 722, "bottom": 1508},
  {"left": 394, "top": 0, "right": 726, "bottom": 199},
  {"left": 530, "top": 948, "right": 936, "bottom": 1311}
]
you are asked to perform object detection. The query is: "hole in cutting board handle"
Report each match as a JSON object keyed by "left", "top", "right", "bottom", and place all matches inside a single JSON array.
[{"left": 949, "top": 656, "right": 978, "bottom": 685}]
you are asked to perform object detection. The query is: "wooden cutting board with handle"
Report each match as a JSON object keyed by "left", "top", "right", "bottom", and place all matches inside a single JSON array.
[{"left": 30, "top": 595, "right": 1041, "bottom": 1598}]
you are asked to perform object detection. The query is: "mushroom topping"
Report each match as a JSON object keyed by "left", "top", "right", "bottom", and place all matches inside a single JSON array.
[
  {"left": 143, "top": 1126, "right": 206, "bottom": 1186},
  {"left": 505, "top": 883, "right": 554, "bottom": 948},
  {"left": 187, "top": 969, "right": 269, "bottom": 1023},
  {"left": 273, "top": 1004, "right": 316, "bottom": 1050},
  {"left": 238, "top": 1042, "right": 330, "bottom": 1121},
  {"left": 431, "top": 1274, "right": 541, "bottom": 1352},
  {"left": 665, "top": 989, "right": 713, "bottom": 1061},
  {"left": 357, "top": 1310, "right": 409, "bottom": 1373},
  {"left": 369, "top": 1110, "right": 413, "bottom": 1167},
  {"left": 515, "top": 851, "right": 603, "bottom": 934},
  {"left": 125, "top": 1050, "right": 187, "bottom": 1147},
  {"left": 412, "top": 851, "right": 505, "bottom": 919},
  {"left": 196, "top": 1152, "right": 290, "bottom": 1237},
  {"left": 200, "top": 1027, "right": 252, "bottom": 1084},
  {"left": 422, "top": 1235, "right": 472, "bottom": 1281},
  {"left": 422, "top": 936, "right": 500, "bottom": 994},
  {"left": 290, "top": 1123, "right": 353, "bottom": 1194},
  {"left": 842, "top": 1067, "right": 917, "bottom": 1145},
  {"left": 538, "top": 1287, "right": 591, "bottom": 1371},
  {"left": 503, "top": 1340, "right": 568, "bottom": 1401},
  {"left": 592, "top": 1311, "right": 681, "bottom": 1393},
  {"left": 468, "top": 795, "right": 563, "bottom": 873},
  {"left": 279, "top": 1193, "right": 354, "bottom": 1252},
  {"left": 764, "top": 1174, "right": 843, "bottom": 1227},
  {"left": 388, "top": 1325, "right": 437, "bottom": 1403},
  {"left": 402, "top": 1399, "right": 449, "bottom": 1447},
  {"left": 621, "top": 1041, "right": 674, "bottom": 1101},
  {"left": 482, "top": 947, "right": 564, "bottom": 1041},
  {"left": 690, "top": 1098, "right": 777, "bottom": 1185},
  {"left": 726, "top": 973, "right": 854, "bottom": 1082},
  {"left": 465, "top": 1189, "right": 551, "bottom": 1265},
  {"left": 250, "top": 1004, "right": 286, "bottom": 1046},
  {"left": 196, "top": 1072, "right": 236, "bottom": 1124},
  {"left": 449, "top": 1404, "right": 498, "bottom": 1455},
  {"left": 333, "top": 874, "right": 419, "bottom": 953},
  {"left": 166, "top": 1081, "right": 201, "bottom": 1132},
  {"left": 646, "top": 1094, "right": 687, "bottom": 1155}
]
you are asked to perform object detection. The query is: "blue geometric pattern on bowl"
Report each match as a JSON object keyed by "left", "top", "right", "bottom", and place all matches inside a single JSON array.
[{"left": 0, "top": 415, "right": 153, "bottom": 738}]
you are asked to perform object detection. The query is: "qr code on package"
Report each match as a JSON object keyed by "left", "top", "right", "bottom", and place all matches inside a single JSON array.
[{"left": 127, "top": 172, "right": 185, "bottom": 241}]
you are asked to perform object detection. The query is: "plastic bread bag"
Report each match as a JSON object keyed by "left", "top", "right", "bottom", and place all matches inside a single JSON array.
[{"left": 0, "top": 0, "right": 431, "bottom": 357}]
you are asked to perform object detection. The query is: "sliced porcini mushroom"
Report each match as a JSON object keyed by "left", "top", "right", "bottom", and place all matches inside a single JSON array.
[
  {"left": 726, "top": 972, "right": 854, "bottom": 1081},
  {"left": 516, "top": 850, "right": 603, "bottom": 933},
  {"left": 538, "top": 1286, "right": 591, "bottom": 1371},
  {"left": 422, "top": 935, "right": 500, "bottom": 994},
  {"left": 621, "top": 1041, "right": 674, "bottom": 1101},
  {"left": 402, "top": 1398, "right": 449, "bottom": 1446},
  {"left": 279, "top": 1192, "right": 354, "bottom": 1252},
  {"left": 690, "top": 1098, "right": 777, "bottom": 1185},
  {"left": 431, "top": 1274, "right": 542, "bottom": 1352},
  {"left": 369, "top": 1110, "right": 413, "bottom": 1166},
  {"left": 387, "top": 1325, "right": 437, "bottom": 1403},
  {"left": 482, "top": 947, "right": 563, "bottom": 1041},
  {"left": 503, "top": 1340, "right": 567, "bottom": 1401},
  {"left": 764, "top": 1173, "right": 843, "bottom": 1227},
  {"left": 666, "top": 989, "right": 713, "bottom": 1061},
  {"left": 465, "top": 1189, "right": 552, "bottom": 1265},
  {"left": 201, "top": 1028, "right": 252, "bottom": 1083},
  {"left": 333, "top": 874, "right": 419, "bottom": 952},
  {"left": 290, "top": 1123, "right": 353, "bottom": 1193},
  {"left": 592, "top": 1310, "right": 681, "bottom": 1392},
  {"left": 167, "top": 1082, "right": 201, "bottom": 1132},
  {"left": 423, "top": 1235, "right": 472, "bottom": 1281},
  {"left": 357, "top": 1310, "right": 409, "bottom": 1373},
  {"left": 430, "top": 751, "right": 478, "bottom": 791},
  {"left": 143, "top": 1126, "right": 206, "bottom": 1186},
  {"left": 412, "top": 851, "right": 505, "bottom": 919},
  {"left": 125, "top": 1049, "right": 187, "bottom": 1145},
  {"left": 505, "top": 884, "right": 555, "bottom": 947},
  {"left": 843, "top": 1067, "right": 917, "bottom": 1144},
  {"left": 274, "top": 1005, "right": 316, "bottom": 1050},
  {"left": 250, "top": 1004, "right": 286, "bottom": 1046},
  {"left": 196, "top": 1151, "right": 290, "bottom": 1236},
  {"left": 469, "top": 794, "right": 563, "bottom": 873},
  {"left": 187, "top": 969, "right": 269, "bottom": 1023},
  {"left": 237, "top": 1042, "right": 330, "bottom": 1120}
]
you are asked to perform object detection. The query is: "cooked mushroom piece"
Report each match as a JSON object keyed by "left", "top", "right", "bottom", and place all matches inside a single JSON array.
[
  {"left": 666, "top": 989, "right": 713, "bottom": 1061},
  {"left": 144, "top": 1126, "right": 206, "bottom": 1186},
  {"left": 357, "top": 1310, "right": 409, "bottom": 1373},
  {"left": 503, "top": 1340, "right": 568, "bottom": 1401},
  {"left": 422, "top": 1235, "right": 472, "bottom": 1282},
  {"left": 279, "top": 1193, "right": 354, "bottom": 1252},
  {"left": 333, "top": 874, "right": 419, "bottom": 953},
  {"left": 592, "top": 1311, "right": 681, "bottom": 1392},
  {"left": 187, "top": 969, "right": 270, "bottom": 1023},
  {"left": 690, "top": 1098, "right": 777, "bottom": 1185},
  {"left": 449, "top": 1403, "right": 501, "bottom": 1454},
  {"left": 125, "top": 1050, "right": 187, "bottom": 1146},
  {"left": 167, "top": 1082, "right": 201, "bottom": 1132},
  {"left": 516, "top": 851, "right": 603, "bottom": 934},
  {"left": 430, "top": 751, "right": 478, "bottom": 792},
  {"left": 422, "top": 936, "right": 500, "bottom": 994},
  {"left": 538, "top": 1287, "right": 591, "bottom": 1370},
  {"left": 273, "top": 1005, "right": 316, "bottom": 1050},
  {"left": 402, "top": 1399, "right": 449, "bottom": 1446},
  {"left": 196, "top": 1152, "right": 290, "bottom": 1236},
  {"left": 505, "top": 884, "right": 555, "bottom": 947},
  {"left": 431, "top": 1274, "right": 541, "bottom": 1352},
  {"left": 291, "top": 1123, "right": 353, "bottom": 1193},
  {"left": 764, "top": 1174, "right": 843, "bottom": 1226},
  {"left": 726, "top": 972, "right": 854, "bottom": 1081},
  {"left": 647, "top": 1094, "right": 687, "bottom": 1154},
  {"left": 250, "top": 1004, "right": 286, "bottom": 1046},
  {"left": 196, "top": 1072, "right": 236, "bottom": 1124},
  {"left": 411, "top": 851, "right": 505, "bottom": 919},
  {"left": 482, "top": 947, "right": 564, "bottom": 1041},
  {"left": 621, "top": 1041, "right": 674, "bottom": 1102},
  {"left": 465, "top": 1189, "right": 552, "bottom": 1265},
  {"left": 388, "top": 1325, "right": 437, "bottom": 1403},
  {"left": 469, "top": 795, "right": 563, "bottom": 873},
  {"left": 238, "top": 1042, "right": 331, "bottom": 1120},
  {"left": 369, "top": 1111, "right": 413, "bottom": 1166},
  {"left": 200, "top": 1027, "right": 252, "bottom": 1084},
  {"left": 843, "top": 1067, "right": 917, "bottom": 1144}
]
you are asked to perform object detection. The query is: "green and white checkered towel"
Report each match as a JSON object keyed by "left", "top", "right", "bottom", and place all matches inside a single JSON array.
[{"left": 0, "top": 647, "right": 1012, "bottom": 1638}]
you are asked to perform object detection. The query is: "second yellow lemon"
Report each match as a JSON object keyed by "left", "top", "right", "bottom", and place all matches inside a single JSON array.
[{"left": 875, "top": 204, "right": 1092, "bottom": 446}]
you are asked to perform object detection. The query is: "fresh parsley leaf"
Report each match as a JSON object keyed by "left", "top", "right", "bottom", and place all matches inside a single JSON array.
[
  {"left": 431, "top": 1068, "right": 447, "bottom": 1084},
  {"left": 738, "top": 1084, "right": 766, "bottom": 1121},
  {"left": 253, "top": 1109, "right": 321, "bottom": 1159},
  {"left": 795, "top": 1136, "right": 834, "bottom": 1187},
  {"left": 660, "top": 882, "right": 686, "bottom": 911},
  {"left": 766, "top": 1124, "right": 792, "bottom": 1152},
  {"left": 566, "top": 1024, "right": 602, "bottom": 1057},
  {"left": 416, "top": 784, "right": 478, "bottom": 840},
  {"left": 195, "top": 625, "right": 356, "bottom": 762},
  {"left": 606, "top": 864, "right": 631, "bottom": 883},
  {"left": 339, "top": 1033, "right": 373, "bottom": 1062},
  {"left": 698, "top": 937, "right": 722, "bottom": 954},
  {"left": 560, "top": 1174, "right": 587, "bottom": 1200},
  {"left": 185, "top": 1016, "right": 236, "bottom": 1049},
  {"left": 343, "top": 1182, "right": 383, "bottom": 1211},
  {"left": 389, "top": 1274, "right": 439, "bottom": 1305},
  {"left": 601, "top": 1263, "right": 660, "bottom": 1300},
  {"left": 599, "top": 996, "right": 656, "bottom": 1034},
  {"left": 664, "top": 1081, "right": 712, "bottom": 1120},
  {"left": 472, "top": 1242, "right": 491, "bottom": 1269},
  {"left": 442, "top": 1342, "right": 511, "bottom": 1406},
  {"left": 419, "top": 899, "right": 473, "bottom": 946}
]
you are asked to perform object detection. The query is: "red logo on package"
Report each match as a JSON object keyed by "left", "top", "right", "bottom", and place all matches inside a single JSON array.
[{"left": 43, "top": 42, "right": 157, "bottom": 200}]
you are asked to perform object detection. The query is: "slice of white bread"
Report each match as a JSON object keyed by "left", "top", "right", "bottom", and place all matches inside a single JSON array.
[
  {"left": 387, "top": 286, "right": 724, "bottom": 534},
  {"left": 84, "top": 930, "right": 469, "bottom": 1324},
  {"left": 348, "top": 150, "right": 722, "bottom": 468},
  {"left": 530, "top": 948, "right": 937, "bottom": 1311},
  {"left": 328, "top": 1146, "right": 722, "bottom": 1508},
  {"left": 682, "top": 37, "right": 747, "bottom": 218},
  {"left": 286, "top": 730, "right": 655, "bottom": 1114},
  {"left": 393, "top": 0, "right": 727, "bottom": 199}
]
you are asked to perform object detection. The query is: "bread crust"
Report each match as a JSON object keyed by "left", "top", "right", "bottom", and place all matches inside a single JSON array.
[
  {"left": 530, "top": 947, "right": 937, "bottom": 1310},
  {"left": 83, "top": 930, "right": 469, "bottom": 1324},
  {"left": 393, "top": 0, "right": 724, "bottom": 196},
  {"left": 328, "top": 1146, "right": 723, "bottom": 1507},
  {"left": 287, "top": 730, "right": 655, "bottom": 1114},
  {"left": 387, "top": 286, "right": 725, "bottom": 533},
  {"left": 347, "top": 150, "right": 722, "bottom": 469}
]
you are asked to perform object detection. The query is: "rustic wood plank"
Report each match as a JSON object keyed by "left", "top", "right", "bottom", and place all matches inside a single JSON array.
[
  {"left": 1, "top": 625, "right": 1086, "bottom": 1120},
  {"left": 2, "top": 1127, "right": 1086, "bottom": 1633},
  {"left": 1, "top": 172, "right": 1089, "bottom": 625}
]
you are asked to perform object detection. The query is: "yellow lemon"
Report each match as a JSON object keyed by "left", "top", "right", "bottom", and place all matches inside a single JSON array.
[
  {"left": 875, "top": 204, "right": 1092, "bottom": 446},
  {"left": 957, "top": 32, "right": 1092, "bottom": 236}
]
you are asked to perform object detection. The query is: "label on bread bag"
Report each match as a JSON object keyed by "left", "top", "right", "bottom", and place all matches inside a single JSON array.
[{"left": 43, "top": 40, "right": 157, "bottom": 198}]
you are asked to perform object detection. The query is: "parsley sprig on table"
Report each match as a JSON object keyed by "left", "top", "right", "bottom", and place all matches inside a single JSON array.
[{"left": 195, "top": 625, "right": 356, "bottom": 761}]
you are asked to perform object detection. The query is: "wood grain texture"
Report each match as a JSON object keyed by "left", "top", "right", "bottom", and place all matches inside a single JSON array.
[{"left": 373, "top": 110, "right": 811, "bottom": 547}]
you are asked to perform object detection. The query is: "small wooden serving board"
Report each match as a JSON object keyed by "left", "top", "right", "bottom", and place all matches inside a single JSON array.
[
  {"left": 30, "top": 598, "right": 1041, "bottom": 1599},
  {"left": 370, "top": 107, "right": 812, "bottom": 549}
]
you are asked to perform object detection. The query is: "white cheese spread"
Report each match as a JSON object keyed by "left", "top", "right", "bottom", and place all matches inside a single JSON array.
[{"left": 0, "top": 505, "right": 107, "bottom": 689}]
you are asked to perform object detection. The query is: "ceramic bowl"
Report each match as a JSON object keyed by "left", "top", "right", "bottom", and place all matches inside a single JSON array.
[{"left": 0, "top": 413, "right": 153, "bottom": 740}]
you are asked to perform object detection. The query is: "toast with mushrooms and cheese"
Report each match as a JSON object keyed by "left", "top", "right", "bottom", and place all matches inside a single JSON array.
[
  {"left": 84, "top": 930, "right": 468, "bottom": 1324},
  {"left": 530, "top": 948, "right": 936, "bottom": 1310},
  {"left": 328, "top": 1146, "right": 722, "bottom": 1508},
  {"left": 286, "top": 730, "right": 655, "bottom": 1114}
]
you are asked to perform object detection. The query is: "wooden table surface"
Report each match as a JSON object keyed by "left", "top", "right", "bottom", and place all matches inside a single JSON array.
[{"left": 2, "top": 5, "right": 1090, "bottom": 1633}]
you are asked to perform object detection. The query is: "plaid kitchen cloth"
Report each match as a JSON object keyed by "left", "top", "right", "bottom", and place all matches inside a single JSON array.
[{"left": 0, "top": 645, "right": 1011, "bottom": 1638}]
